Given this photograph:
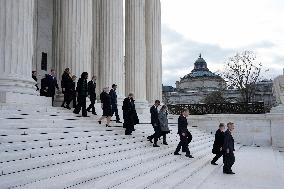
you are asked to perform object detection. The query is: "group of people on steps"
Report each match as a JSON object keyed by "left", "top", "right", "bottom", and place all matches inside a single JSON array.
[{"left": 33, "top": 68, "right": 236, "bottom": 174}]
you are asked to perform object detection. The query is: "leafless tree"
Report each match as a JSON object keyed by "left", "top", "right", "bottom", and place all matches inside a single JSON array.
[
  {"left": 203, "top": 91, "right": 226, "bottom": 104},
  {"left": 223, "top": 51, "right": 262, "bottom": 103}
]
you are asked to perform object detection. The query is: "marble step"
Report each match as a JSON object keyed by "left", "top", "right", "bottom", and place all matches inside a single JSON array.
[
  {"left": 0, "top": 133, "right": 184, "bottom": 164},
  {"left": 1, "top": 139, "right": 177, "bottom": 188},
  {"left": 1, "top": 136, "right": 212, "bottom": 175},
  {"left": 0, "top": 132, "right": 211, "bottom": 162},
  {"left": 17, "top": 141, "right": 212, "bottom": 189}
]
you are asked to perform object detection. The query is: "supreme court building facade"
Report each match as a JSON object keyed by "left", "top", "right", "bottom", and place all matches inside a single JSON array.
[{"left": 0, "top": 0, "right": 162, "bottom": 107}]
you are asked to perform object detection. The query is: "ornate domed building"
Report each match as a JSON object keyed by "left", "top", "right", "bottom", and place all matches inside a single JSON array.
[
  {"left": 163, "top": 54, "right": 275, "bottom": 107},
  {"left": 176, "top": 54, "right": 226, "bottom": 92}
]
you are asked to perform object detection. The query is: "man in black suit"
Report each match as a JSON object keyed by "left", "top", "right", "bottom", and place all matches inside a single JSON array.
[
  {"left": 73, "top": 72, "right": 88, "bottom": 117},
  {"left": 40, "top": 74, "right": 49, "bottom": 97},
  {"left": 32, "top": 71, "right": 39, "bottom": 91},
  {"left": 147, "top": 100, "right": 161, "bottom": 147},
  {"left": 211, "top": 123, "right": 225, "bottom": 165},
  {"left": 109, "top": 84, "right": 121, "bottom": 123},
  {"left": 61, "top": 68, "right": 73, "bottom": 109},
  {"left": 174, "top": 109, "right": 193, "bottom": 158},
  {"left": 86, "top": 76, "right": 97, "bottom": 115},
  {"left": 223, "top": 122, "right": 235, "bottom": 174},
  {"left": 46, "top": 69, "right": 59, "bottom": 105}
]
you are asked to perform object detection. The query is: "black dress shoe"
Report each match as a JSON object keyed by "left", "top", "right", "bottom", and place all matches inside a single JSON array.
[
  {"left": 211, "top": 162, "right": 218, "bottom": 165},
  {"left": 163, "top": 142, "right": 168, "bottom": 145},
  {"left": 66, "top": 106, "right": 71, "bottom": 110},
  {"left": 92, "top": 112, "right": 97, "bottom": 115},
  {"left": 98, "top": 121, "right": 101, "bottom": 124},
  {"left": 223, "top": 171, "right": 235, "bottom": 174},
  {"left": 153, "top": 144, "right": 160, "bottom": 147},
  {"left": 116, "top": 121, "right": 122, "bottom": 123},
  {"left": 174, "top": 152, "right": 181, "bottom": 155},
  {"left": 185, "top": 154, "right": 194, "bottom": 158},
  {"left": 147, "top": 136, "right": 153, "bottom": 143}
]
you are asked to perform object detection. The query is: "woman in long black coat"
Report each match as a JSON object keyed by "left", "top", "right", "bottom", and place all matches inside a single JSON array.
[
  {"left": 122, "top": 93, "right": 138, "bottom": 135},
  {"left": 98, "top": 87, "right": 112, "bottom": 127},
  {"left": 211, "top": 123, "right": 225, "bottom": 165}
]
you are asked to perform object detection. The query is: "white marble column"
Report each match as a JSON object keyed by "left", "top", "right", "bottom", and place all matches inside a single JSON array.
[
  {"left": 145, "top": 0, "right": 162, "bottom": 104},
  {"left": 53, "top": 0, "right": 92, "bottom": 82},
  {"left": 92, "top": 0, "right": 101, "bottom": 95},
  {"left": 125, "top": 0, "right": 147, "bottom": 104},
  {"left": 99, "top": 0, "right": 124, "bottom": 96},
  {"left": 0, "top": 0, "right": 37, "bottom": 95}
]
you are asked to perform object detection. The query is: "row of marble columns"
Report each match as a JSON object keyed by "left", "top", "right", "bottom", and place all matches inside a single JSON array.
[
  {"left": 0, "top": 0, "right": 37, "bottom": 95},
  {"left": 0, "top": 0, "right": 162, "bottom": 105}
]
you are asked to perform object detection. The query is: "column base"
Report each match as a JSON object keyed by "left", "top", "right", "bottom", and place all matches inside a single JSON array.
[
  {"left": 134, "top": 99, "right": 149, "bottom": 114},
  {"left": 0, "top": 91, "right": 51, "bottom": 106}
]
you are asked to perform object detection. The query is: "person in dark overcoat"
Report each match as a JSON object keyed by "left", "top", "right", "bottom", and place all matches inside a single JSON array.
[
  {"left": 45, "top": 69, "right": 59, "bottom": 105},
  {"left": 32, "top": 71, "right": 39, "bottom": 91},
  {"left": 98, "top": 87, "right": 112, "bottom": 127},
  {"left": 174, "top": 109, "right": 193, "bottom": 158},
  {"left": 122, "top": 93, "right": 137, "bottom": 135},
  {"left": 147, "top": 100, "right": 161, "bottom": 147},
  {"left": 211, "top": 123, "right": 225, "bottom": 165},
  {"left": 65, "top": 75, "right": 77, "bottom": 109},
  {"left": 40, "top": 74, "right": 49, "bottom": 97},
  {"left": 158, "top": 105, "right": 170, "bottom": 145},
  {"left": 73, "top": 72, "right": 88, "bottom": 117},
  {"left": 109, "top": 84, "right": 121, "bottom": 123},
  {"left": 61, "top": 68, "right": 73, "bottom": 109},
  {"left": 86, "top": 76, "right": 97, "bottom": 115},
  {"left": 223, "top": 122, "right": 235, "bottom": 174}
]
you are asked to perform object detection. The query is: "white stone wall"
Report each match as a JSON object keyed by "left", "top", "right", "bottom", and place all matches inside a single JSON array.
[{"left": 170, "top": 113, "right": 284, "bottom": 148}]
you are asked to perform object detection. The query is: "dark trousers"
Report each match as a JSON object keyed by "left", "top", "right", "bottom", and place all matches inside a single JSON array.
[
  {"left": 149, "top": 125, "right": 161, "bottom": 144},
  {"left": 223, "top": 152, "right": 235, "bottom": 173},
  {"left": 175, "top": 134, "right": 190, "bottom": 155},
  {"left": 182, "top": 133, "right": 192, "bottom": 152},
  {"left": 87, "top": 100, "right": 96, "bottom": 114},
  {"left": 74, "top": 96, "right": 87, "bottom": 116},
  {"left": 154, "top": 133, "right": 167, "bottom": 144},
  {"left": 51, "top": 95, "right": 55, "bottom": 106},
  {"left": 212, "top": 151, "right": 223, "bottom": 163},
  {"left": 112, "top": 105, "right": 120, "bottom": 121},
  {"left": 64, "top": 92, "right": 76, "bottom": 108},
  {"left": 125, "top": 123, "right": 134, "bottom": 135},
  {"left": 72, "top": 94, "right": 76, "bottom": 108},
  {"left": 61, "top": 92, "right": 70, "bottom": 107}
]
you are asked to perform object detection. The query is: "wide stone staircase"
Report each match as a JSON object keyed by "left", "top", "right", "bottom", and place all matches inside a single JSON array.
[{"left": 0, "top": 104, "right": 217, "bottom": 189}]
